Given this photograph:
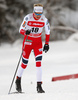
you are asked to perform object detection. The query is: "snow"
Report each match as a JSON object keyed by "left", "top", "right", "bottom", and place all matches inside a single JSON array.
[{"left": 0, "top": 34, "right": 78, "bottom": 100}]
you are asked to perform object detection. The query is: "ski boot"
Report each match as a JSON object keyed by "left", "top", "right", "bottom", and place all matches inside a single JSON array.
[
  {"left": 15, "top": 77, "right": 22, "bottom": 93},
  {"left": 37, "top": 82, "right": 45, "bottom": 93}
]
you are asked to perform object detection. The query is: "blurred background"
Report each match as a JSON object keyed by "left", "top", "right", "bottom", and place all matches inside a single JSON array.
[{"left": 0, "top": 0, "right": 78, "bottom": 43}]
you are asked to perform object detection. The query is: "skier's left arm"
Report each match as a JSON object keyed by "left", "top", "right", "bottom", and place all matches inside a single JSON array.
[{"left": 43, "top": 18, "right": 50, "bottom": 53}]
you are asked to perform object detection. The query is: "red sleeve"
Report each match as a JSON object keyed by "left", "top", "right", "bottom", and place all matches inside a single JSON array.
[
  {"left": 20, "top": 29, "right": 25, "bottom": 35},
  {"left": 45, "top": 34, "right": 50, "bottom": 45}
]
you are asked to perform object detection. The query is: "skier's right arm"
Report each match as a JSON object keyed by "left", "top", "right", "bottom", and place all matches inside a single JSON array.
[{"left": 19, "top": 15, "right": 29, "bottom": 35}]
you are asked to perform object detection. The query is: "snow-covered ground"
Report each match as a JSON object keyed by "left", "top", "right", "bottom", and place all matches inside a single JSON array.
[{"left": 0, "top": 34, "right": 78, "bottom": 100}]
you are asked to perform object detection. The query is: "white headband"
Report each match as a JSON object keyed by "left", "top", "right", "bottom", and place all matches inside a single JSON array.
[{"left": 34, "top": 6, "right": 43, "bottom": 13}]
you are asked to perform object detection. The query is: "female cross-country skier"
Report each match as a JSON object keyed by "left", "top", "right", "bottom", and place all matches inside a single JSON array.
[{"left": 15, "top": 3, "right": 50, "bottom": 93}]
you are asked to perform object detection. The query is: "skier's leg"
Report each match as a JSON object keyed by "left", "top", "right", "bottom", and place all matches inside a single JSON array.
[
  {"left": 35, "top": 55, "right": 45, "bottom": 93},
  {"left": 36, "top": 54, "right": 42, "bottom": 82},
  {"left": 34, "top": 42, "right": 45, "bottom": 93},
  {"left": 15, "top": 42, "right": 32, "bottom": 92},
  {"left": 16, "top": 57, "right": 29, "bottom": 78},
  {"left": 16, "top": 45, "right": 31, "bottom": 77}
]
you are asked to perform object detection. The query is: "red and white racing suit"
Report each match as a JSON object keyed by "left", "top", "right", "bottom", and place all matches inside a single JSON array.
[{"left": 17, "top": 13, "right": 50, "bottom": 82}]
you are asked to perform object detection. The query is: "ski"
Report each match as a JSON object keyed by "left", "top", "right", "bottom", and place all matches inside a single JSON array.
[{"left": 9, "top": 91, "right": 25, "bottom": 94}]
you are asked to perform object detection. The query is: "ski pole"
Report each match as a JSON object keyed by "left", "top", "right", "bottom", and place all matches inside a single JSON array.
[{"left": 8, "top": 35, "right": 28, "bottom": 94}]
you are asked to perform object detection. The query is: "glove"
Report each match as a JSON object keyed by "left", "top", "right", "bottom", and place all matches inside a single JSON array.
[
  {"left": 43, "top": 44, "right": 49, "bottom": 53},
  {"left": 25, "top": 29, "right": 31, "bottom": 35}
]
